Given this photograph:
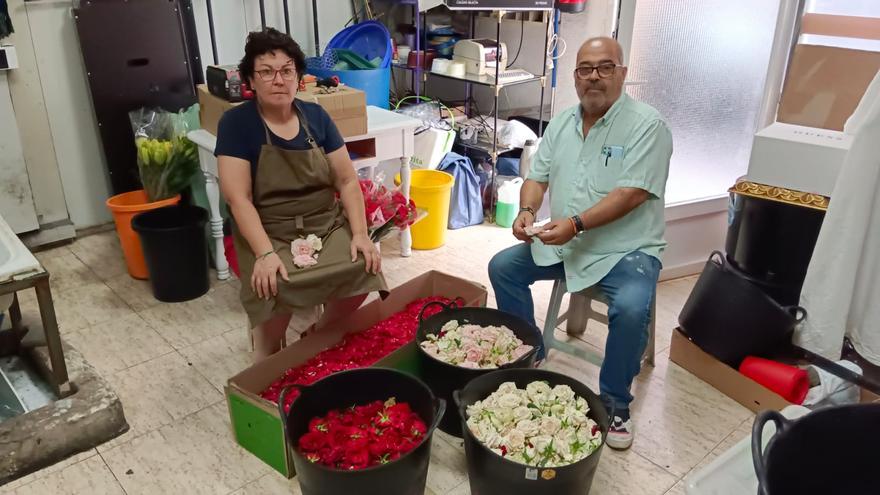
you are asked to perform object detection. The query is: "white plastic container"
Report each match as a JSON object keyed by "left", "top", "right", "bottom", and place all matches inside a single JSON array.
[
  {"left": 519, "top": 138, "right": 540, "bottom": 179},
  {"left": 495, "top": 177, "right": 523, "bottom": 228}
]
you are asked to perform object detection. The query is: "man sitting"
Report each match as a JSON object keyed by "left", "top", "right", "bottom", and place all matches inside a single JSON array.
[{"left": 488, "top": 37, "right": 672, "bottom": 450}]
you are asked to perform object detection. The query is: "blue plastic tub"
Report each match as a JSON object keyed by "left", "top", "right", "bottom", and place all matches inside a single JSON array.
[
  {"left": 307, "top": 67, "right": 391, "bottom": 109},
  {"left": 325, "top": 21, "right": 392, "bottom": 69}
]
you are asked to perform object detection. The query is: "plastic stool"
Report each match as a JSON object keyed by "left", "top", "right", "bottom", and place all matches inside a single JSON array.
[{"left": 542, "top": 280, "right": 656, "bottom": 367}]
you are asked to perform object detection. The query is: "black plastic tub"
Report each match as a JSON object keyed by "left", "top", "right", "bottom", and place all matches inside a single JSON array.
[
  {"left": 131, "top": 204, "right": 209, "bottom": 302},
  {"left": 678, "top": 251, "right": 806, "bottom": 368},
  {"left": 753, "top": 403, "right": 880, "bottom": 494},
  {"left": 416, "top": 301, "right": 540, "bottom": 437},
  {"left": 454, "top": 368, "right": 609, "bottom": 495},
  {"left": 279, "top": 368, "right": 445, "bottom": 495}
]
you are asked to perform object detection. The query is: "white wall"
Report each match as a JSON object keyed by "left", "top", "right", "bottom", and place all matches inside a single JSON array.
[
  {"left": 191, "top": 0, "right": 355, "bottom": 75},
  {"left": 24, "top": 2, "right": 112, "bottom": 228}
]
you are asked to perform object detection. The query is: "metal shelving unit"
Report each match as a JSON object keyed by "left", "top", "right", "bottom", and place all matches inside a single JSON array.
[{"left": 391, "top": 1, "right": 553, "bottom": 217}]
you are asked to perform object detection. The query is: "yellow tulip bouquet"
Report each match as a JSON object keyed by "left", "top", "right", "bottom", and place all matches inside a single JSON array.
[{"left": 129, "top": 105, "right": 200, "bottom": 202}]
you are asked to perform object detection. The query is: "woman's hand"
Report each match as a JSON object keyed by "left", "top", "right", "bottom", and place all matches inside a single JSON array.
[
  {"left": 251, "top": 252, "right": 289, "bottom": 300},
  {"left": 351, "top": 233, "right": 381, "bottom": 274}
]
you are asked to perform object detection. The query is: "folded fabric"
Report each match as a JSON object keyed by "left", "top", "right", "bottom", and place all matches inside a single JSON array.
[{"left": 803, "top": 360, "right": 863, "bottom": 408}]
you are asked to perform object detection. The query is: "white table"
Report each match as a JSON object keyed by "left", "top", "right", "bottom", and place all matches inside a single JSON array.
[{"left": 188, "top": 106, "right": 421, "bottom": 280}]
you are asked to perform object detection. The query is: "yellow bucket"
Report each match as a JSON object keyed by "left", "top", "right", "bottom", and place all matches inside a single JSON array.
[{"left": 395, "top": 169, "right": 454, "bottom": 250}]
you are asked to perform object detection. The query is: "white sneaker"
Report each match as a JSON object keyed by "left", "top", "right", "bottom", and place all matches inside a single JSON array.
[{"left": 606, "top": 415, "right": 634, "bottom": 450}]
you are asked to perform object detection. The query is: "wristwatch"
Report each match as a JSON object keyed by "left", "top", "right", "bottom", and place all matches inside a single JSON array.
[
  {"left": 519, "top": 206, "right": 536, "bottom": 216},
  {"left": 571, "top": 214, "right": 585, "bottom": 233}
]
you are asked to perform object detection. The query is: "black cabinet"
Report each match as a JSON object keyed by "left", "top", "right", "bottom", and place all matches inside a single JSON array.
[{"left": 74, "top": 0, "right": 202, "bottom": 194}]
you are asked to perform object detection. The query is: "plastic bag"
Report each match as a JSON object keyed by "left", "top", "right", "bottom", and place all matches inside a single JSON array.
[{"left": 129, "top": 105, "right": 200, "bottom": 202}]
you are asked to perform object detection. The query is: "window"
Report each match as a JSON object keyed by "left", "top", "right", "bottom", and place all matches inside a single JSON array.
[{"left": 622, "top": 0, "right": 781, "bottom": 204}]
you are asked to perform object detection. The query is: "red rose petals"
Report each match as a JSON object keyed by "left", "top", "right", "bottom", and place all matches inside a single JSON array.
[
  {"left": 261, "top": 297, "right": 459, "bottom": 413},
  {"left": 298, "top": 398, "right": 427, "bottom": 470}
]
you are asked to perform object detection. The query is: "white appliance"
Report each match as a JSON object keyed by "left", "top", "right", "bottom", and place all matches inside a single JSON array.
[
  {"left": 453, "top": 39, "right": 507, "bottom": 76},
  {"left": 746, "top": 122, "right": 853, "bottom": 197}
]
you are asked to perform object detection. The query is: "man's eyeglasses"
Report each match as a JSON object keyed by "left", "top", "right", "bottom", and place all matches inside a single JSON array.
[
  {"left": 256, "top": 67, "right": 297, "bottom": 82},
  {"left": 575, "top": 63, "right": 622, "bottom": 79}
]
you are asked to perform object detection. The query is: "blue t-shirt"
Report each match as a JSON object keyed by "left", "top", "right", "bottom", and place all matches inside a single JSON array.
[{"left": 213, "top": 100, "right": 345, "bottom": 178}]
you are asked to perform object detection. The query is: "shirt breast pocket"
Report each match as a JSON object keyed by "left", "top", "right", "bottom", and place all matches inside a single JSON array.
[{"left": 589, "top": 156, "right": 623, "bottom": 194}]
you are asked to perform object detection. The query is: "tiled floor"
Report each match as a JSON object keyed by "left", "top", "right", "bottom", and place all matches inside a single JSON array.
[{"left": 5, "top": 224, "right": 754, "bottom": 494}]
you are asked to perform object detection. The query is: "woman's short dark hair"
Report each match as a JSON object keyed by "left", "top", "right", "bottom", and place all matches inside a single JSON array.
[{"left": 239, "top": 28, "right": 307, "bottom": 82}]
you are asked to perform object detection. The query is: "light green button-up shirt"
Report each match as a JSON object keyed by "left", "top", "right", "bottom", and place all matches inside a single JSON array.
[{"left": 527, "top": 93, "right": 673, "bottom": 292}]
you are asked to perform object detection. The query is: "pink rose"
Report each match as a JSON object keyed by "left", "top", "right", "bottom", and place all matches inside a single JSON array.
[
  {"left": 291, "top": 239, "right": 314, "bottom": 257},
  {"left": 465, "top": 348, "right": 484, "bottom": 363},
  {"left": 293, "top": 254, "right": 318, "bottom": 268}
]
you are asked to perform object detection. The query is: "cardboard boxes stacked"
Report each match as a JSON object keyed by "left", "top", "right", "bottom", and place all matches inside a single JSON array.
[
  {"left": 197, "top": 81, "right": 367, "bottom": 137},
  {"left": 225, "top": 270, "right": 488, "bottom": 477}
]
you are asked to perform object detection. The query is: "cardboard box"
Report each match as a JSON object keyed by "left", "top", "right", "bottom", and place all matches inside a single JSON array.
[
  {"left": 746, "top": 122, "right": 852, "bottom": 197},
  {"left": 197, "top": 84, "right": 241, "bottom": 135},
  {"left": 295, "top": 82, "right": 367, "bottom": 137},
  {"left": 778, "top": 44, "right": 880, "bottom": 132},
  {"left": 196, "top": 83, "right": 368, "bottom": 138},
  {"left": 225, "top": 270, "right": 487, "bottom": 477},
  {"left": 669, "top": 328, "right": 878, "bottom": 413}
]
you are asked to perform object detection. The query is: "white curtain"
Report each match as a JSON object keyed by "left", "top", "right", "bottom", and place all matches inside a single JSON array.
[{"left": 796, "top": 69, "right": 880, "bottom": 365}]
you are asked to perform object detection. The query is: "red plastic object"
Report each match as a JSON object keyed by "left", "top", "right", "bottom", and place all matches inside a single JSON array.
[
  {"left": 223, "top": 235, "right": 241, "bottom": 278},
  {"left": 557, "top": 0, "right": 587, "bottom": 13},
  {"left": 739, "top": 356, "right": 810, "bottom": 404}
]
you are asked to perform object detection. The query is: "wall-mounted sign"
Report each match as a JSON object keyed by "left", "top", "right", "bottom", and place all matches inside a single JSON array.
[{"left": 445, "top": 0, "right": 555, "bottom": 10}]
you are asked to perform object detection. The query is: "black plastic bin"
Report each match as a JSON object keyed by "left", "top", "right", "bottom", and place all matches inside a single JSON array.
[
  {"left": 279, "top": 368, "right": 445, "bottom": 495},
  {"left": 454, "top": 368, "right": 609, "bottom": 495},
  {"left": 132, "top": 204, "right": 209, "bottom": 303},
  {"left": 416, "top": 301, "right": 540, "bottom": 437}
]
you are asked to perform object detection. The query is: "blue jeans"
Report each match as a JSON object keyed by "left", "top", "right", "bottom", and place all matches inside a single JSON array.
[{"left": 488, "top": 243, "right": 660, "bottom": 413}]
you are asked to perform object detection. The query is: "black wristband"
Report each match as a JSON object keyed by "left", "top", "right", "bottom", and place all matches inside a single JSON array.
[
  {"left": 571, "top": 214, "right": 585, "bottom": 233},
  {"left": 519, "top": 206, "right": 536, "bottom": 216}
]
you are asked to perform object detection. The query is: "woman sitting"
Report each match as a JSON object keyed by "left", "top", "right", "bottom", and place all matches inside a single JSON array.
[{"left": 215, "top": 28, "right": 387, "bottom": 361}]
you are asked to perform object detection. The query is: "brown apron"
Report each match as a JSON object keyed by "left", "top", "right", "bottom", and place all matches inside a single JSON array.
[{"left": 233, "top": 101, "right": 388, "bottom": 328}]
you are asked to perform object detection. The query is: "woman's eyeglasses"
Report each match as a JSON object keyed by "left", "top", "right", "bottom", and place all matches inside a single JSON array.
[
  {"left": 575, "top": 63, "right": 621, "bottom": 79},
  {"left": 256, "top": 67, "right": 297, "bottom": 82}
]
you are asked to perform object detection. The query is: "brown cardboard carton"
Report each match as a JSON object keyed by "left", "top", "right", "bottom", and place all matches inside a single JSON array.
[
  {"left": 295, "top": 82, "right": 367, "bottom": 137},
  {"left": 197, "top": 83, "right": 368, "bottom": 137},
  {"left": 777, "top": 44, "right": 880, "bottom": 131},
  {"left": 669, "top": 328, "right": 878, "bottom": 413},
  {"left": 197, "top": 84, "right": 241, "bottom": 135},
  {"left": 225, "top": 270, "right": 487, "bottom": 476}
]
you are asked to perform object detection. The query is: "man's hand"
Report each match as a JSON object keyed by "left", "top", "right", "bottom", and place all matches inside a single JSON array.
[
  {"left": 512, "top": 211, "right": 535, "bottom": 243},
  {"left": 536, "top": 218, "right": 577, "bottom": 246}
]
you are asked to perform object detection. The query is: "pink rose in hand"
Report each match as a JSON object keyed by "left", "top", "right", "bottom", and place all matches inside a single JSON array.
[
  {"left": 293, "top": 254, "right": 318, "bottom": 268},
  {"left": 291, "top": 238, "right": 315, "bottom": 257}
]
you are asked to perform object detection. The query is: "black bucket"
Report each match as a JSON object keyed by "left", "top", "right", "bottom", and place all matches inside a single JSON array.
[
  {"left": 454, "top": 368, "right": 609, "bottom": 495},
  {"left": 753, "top": 404, "right": 880, "bottom": 494},
  {"left": 279, "top": 368, "right": 445, "bottom": 495},
  {"left": 678, "top": 251, "right": 806, "bottom": 368},
  {"left": 131, "top": 204, "right": 209, "bottom": 303},
  {"left": 416, "top": 301, "right": 540, "bottom": 437}
]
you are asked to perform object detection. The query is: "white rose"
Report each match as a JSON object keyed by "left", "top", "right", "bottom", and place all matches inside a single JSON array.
[
  {"left": 516, "top": 419, "right": 540, "bottom": 437},
  {"left": 569, "top": 411, "right": 589, "bottom": 426},
  {"left": 550, "top": 403, "right": 565, "bottom": 416},
  {"left": 576, "top": 397, "right": 589, "bottom": 412},
  {"left": 484, "top": 431, "right": 505, "bottom": 449},
  {"left": 539, "top": 416, "right": 562, "bottom": 436},
  {"left": 441, "top": 320, "right": 459, "bottom": 333},
  {"left": 305, "top": 234, "right": 322, "bottom": 251},
  {"left": 552, "top": 385, "right": 576, "bottom": 402},
  {"left": 497, "top": 393, "right": 522, "bottom": 409},
  {"left": 531, "top": 434, "right": 554, "bottom": 454},
  {"left": 504, "top": 428, "right": 526, "bottom": 452},
  {"left": 496, "top": 382, "right": 518, "bottom": 395},
  {"left": 527, "top": 381, "right": 552, "bottom": 397},
  {"left": 494, "top": 407, "right": 515, "bottom": 426},
  {"left": 513, "top": 406, "right": 532, "bottom": 421}
]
